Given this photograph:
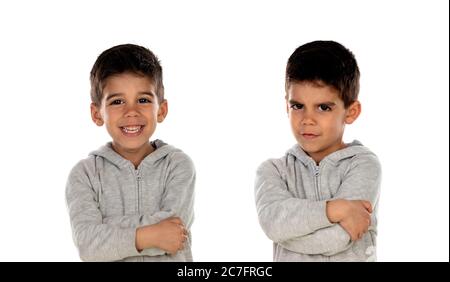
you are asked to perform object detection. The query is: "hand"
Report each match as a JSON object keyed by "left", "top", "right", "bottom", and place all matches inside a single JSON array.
[
  {"left": 327, "top": 199, "right": 372, "bottom": 241},
  {"left": 155, "top": 217, "right": 188, "bottom": 254},
  {"left": 136, "top": 217, "right": 188, "bottom": 254}
]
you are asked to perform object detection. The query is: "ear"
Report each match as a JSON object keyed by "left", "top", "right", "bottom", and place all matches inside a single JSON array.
[
  {"left": 90, "top": 103, "right": 104, "bottom": 126},
  {"left": 157, "top": 99, "right": 168, "bottom": 123},
  {"left": 345, "top": 101, "right": 361, "bottom": 124}
]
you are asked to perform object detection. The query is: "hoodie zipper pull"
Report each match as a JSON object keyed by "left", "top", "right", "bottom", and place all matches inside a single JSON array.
[
  {"left": 136, "top": 169, "right": 141, "bottom": 181},
  {"left": 312, "top": 164, "right": 321, "bottom": 201}
]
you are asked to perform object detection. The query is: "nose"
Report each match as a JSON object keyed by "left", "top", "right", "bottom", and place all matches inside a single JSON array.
[
  {"left": 124, "top": 103, "right": 139, "bottom": 117},
  {"left": 301, "top": 110, "right": 316, "bottom": 126}
]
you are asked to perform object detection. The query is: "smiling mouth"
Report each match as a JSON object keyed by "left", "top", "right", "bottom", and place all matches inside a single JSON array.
[{"left": 120, "top": 125, "right": 144, "bottom": 135}]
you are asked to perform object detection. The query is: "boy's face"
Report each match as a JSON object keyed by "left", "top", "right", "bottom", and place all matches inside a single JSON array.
[
  {"left": 286, "top": 81, "right": 360, "bottom": 163},
  {"left": 90, "top": 72, "right": 167, "bottom": 156}
]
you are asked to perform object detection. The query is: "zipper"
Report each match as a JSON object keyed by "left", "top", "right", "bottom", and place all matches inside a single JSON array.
[
  {"left": 135, "top": 168, "right": 141, "bottom": 214},
  {"left": 134, "top": 167, "right": 145, "bottom": 262},
  {"left": 313, "top": 164, "right": 321, "bottom": 201}
]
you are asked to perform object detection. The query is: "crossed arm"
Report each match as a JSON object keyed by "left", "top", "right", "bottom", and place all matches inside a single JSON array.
[
  {"left": 66, "top": 156, "right": 195, "bottom": 261},
  {"left": 255, "top": 155, "right": 381, "bottom": 256}
]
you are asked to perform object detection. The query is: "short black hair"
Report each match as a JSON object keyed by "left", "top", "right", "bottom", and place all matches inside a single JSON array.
[
  {"left": 90, "top": 44, "right": 164, "bottom": 106},
  {"left": 285, "top": 40, "right": 360, "bottom": 108}
]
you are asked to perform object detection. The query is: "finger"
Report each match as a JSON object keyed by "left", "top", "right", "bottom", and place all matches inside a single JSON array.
[
  {"left": 180, "top": 241, "right": 185, "bottom": 251},
  {"left": 179, "top": 224, "right": 187, "bottom": 234},
  {"left": 180, "top": 236, "right": 187, "bottom": 246},
  {"left": 362, "top": 201, "right": 373, "bottom": 213},
  {"left": 361, "top": 213, "right": 371, "bottom": 228},
  {"left": 169, "top": 217, "right": 182, "bottom": 224}
]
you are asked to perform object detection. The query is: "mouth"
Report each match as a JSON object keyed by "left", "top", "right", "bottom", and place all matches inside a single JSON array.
[
  {"left": 301, "top": 133, "right": 319, "bottom": 140},
  {"left": 120, "top": 125, "right": 145, "bottom": 136}
]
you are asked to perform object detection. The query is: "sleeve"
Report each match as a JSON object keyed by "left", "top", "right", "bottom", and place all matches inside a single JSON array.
[
  {"left": 102, "top": 152, "right": 196, "bottom": 255},
  {"left": 255, "top": 160, "right": 334, "bottom": 243},
  {"left": 65, "top": 162, "right": 141, "bottom": 262},
  {"left": 278, "top": 153, "right": 382, "bottom": 256},
  {"left": 145, "top": 152, "right": 196, "bottom": 229},
  {"left": 100, "top": 216, "right": 166, "bottom": 257}
]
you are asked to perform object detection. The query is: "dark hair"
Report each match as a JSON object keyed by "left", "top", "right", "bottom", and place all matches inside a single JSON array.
[
  {"left": 285, "top": 40, "right": 360, "bottom": 108},
  {"left": 90, "top": 44, "right": 164, "bottom": 106}
]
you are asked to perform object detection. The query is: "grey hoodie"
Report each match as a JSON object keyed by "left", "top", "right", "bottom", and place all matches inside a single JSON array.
[
  {"left": 66, "top": 140, "right": 195, "bottom": 262},
  {"left": 255, "top": 140, "right": 381, "bottom": 262}
]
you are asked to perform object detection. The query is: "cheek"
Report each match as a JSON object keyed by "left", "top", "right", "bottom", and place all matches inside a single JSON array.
[
  {"left": 323, "top": 117, "right": 345, "bottom": 135},
  {"left": 140, "top": 103, "right": 157, "bottom": 113},
  {"left": 288, "top": 113, "right": 299, "bottom": 127},
  {"left": 149, "top": 107, "right": 159, "bottom": 118},
  {"left": 103, "top": 108, "right": 123, "bottom": 126},
  {"left": 103, "top": 109, "right": 116, "bottom": 122},
  {"left": 139, "top": 107, "right": 159, "bottom": 123},
  {"left": 288, "top": 111, "right": 300, "bottom": 121},
  {"left": 289, "top": 114, "right": 303, "bottom": 134}
]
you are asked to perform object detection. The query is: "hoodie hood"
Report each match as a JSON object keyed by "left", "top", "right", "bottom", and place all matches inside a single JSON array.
[
  {"left": 287, "top": 140, "right": 373, "bottom": 167},
  {"left": 89, "top": 139, "right": 181, "bottom": 169}
]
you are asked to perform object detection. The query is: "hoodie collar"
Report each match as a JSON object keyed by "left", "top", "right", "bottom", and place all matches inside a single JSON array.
[
  {"left": 288, "top": 140, "right": 370, "bottom": 167},
  {"left": 89, "top": 139, "right": 178, "bottom": 169}
]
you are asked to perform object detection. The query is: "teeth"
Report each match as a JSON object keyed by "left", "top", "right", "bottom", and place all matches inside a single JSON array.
[{"left": 122, "top": 126, "right": 142, "bottom": 133}]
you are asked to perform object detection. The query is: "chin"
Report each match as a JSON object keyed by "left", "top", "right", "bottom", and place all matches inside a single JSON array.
[
  {"left": 299, "top": 143, "right": 321, "bottom": 154},
  {"left": 115, "top": 139, "right": 149, "bottom": 150}
]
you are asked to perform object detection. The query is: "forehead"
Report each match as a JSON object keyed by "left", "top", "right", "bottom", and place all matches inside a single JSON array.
[
  {"left": 103, "top": 72, "right": 155, "bottom": 95},
  {"left": 287, "top": 81, "right": 341, "bottom": 103}
]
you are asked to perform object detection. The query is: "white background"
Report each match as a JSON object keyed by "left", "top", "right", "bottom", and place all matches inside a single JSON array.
[{"left": 0, "top": 0, "right": 448, "bottom": 262}]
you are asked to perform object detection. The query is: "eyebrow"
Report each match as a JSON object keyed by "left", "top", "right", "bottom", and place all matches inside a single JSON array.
[
  {"left": 106, "top": 91, "right": 155, "bottom": 101},
  {"left": 288, "top": 100, "right": 337, "bottom": 107},
  {"left": 106, "top": 93, "right": 122, "bottom": 101},
  {"left": 138, "top": 91, "right": 155, "bottom": 97}
]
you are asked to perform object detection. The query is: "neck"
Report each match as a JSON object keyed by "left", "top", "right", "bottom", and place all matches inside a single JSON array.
[
  {"left": 112, "top": 142, "right": 154, "bottom": 169},
  {"left": 308, "top": 141, "right": 346, "bottom": 165}
]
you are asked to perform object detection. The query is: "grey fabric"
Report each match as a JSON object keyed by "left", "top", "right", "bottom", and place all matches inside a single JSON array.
[
  {"left": 255, "top": 140, "right": 381, "bottom": 261},
  {"left": 66, "top": 140, "right": 195, "bottom": 262}
]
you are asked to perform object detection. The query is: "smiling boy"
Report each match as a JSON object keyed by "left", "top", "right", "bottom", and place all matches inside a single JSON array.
[
  {"left": 66, "top": 44, "right": 195, "bottom": 262},
  {"left": 255, "top": 41, "right": 381, "bottom": 261}
]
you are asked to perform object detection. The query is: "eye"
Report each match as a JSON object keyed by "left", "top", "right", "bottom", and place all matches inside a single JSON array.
[
  {"left": 290, "top": 104, "right": 303, "bottom": 110},
  {"left": 110, "top": 99, "right": 123, "bottom": 105},
  {"left": 138, "top": 98, "right": 152, "bottom": 104},
  {"left": 318, "top": 104, "right": 331, "bottom": 111}
]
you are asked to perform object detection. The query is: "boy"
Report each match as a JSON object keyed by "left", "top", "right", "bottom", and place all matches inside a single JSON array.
[
  {"left": 66, "top": 44, "right": 195, "bottom": 262},
  {"left": 255, "top": 41, "right": 381, "bottom": 262}
]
